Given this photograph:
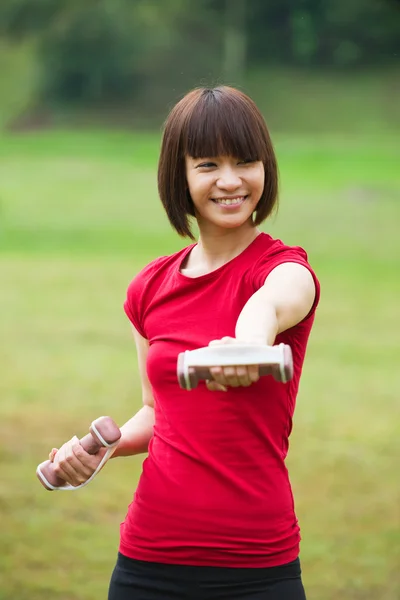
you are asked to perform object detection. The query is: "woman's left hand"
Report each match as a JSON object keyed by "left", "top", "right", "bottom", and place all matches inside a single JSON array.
[{"left": 206, "top": 337, "right": 261, "bottom": 392}]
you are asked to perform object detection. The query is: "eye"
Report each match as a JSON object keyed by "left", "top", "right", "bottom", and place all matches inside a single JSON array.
[
  {"left": 238, "top": 158, "right": 255, "bottom": 165},
  {"left": 196, "top": 162, "right": 216, "bottom": 169}
]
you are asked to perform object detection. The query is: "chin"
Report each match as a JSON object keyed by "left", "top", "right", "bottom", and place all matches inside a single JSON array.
[{"left": 216, "top": 218, "right": 251, "bottom": 230}]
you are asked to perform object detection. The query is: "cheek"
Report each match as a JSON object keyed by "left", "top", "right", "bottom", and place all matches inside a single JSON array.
[
  {"left": 257, "top": 171, "right": 265, "bottom": 196},
  {"left": 185, "top": 178, "right": 197, "bottom": 202},
  {"left": 188, "top": 177, "right": 211, "bottom": 201},
  {"left": 187, "top": 182, "right": 200, "bottom": 203},
  {"left": 250, "top": 171, "right": 265, "bottom": 196}
]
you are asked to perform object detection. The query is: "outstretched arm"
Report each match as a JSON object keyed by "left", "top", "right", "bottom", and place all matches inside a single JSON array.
[
  {"left": 207, "top": 262, "right": 316, "bottom": 390},
  {"left": 235, "top": 262, "right": 316, "bottom": 344}
]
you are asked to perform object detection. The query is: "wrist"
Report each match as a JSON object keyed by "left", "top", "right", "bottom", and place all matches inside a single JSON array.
[{"left": 235, "top": 336, "right": 268, "bottom": 346}]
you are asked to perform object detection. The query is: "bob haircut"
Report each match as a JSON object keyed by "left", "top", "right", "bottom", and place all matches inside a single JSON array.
[{"left": 158, "top": 86, "right": 278, "bottom": 239}]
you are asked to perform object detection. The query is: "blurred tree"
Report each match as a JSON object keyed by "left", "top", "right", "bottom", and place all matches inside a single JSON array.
[
  {"left": 247, "top": 0, "right": 400, "bottom": 67},
  {"left": 0, "top": 0, "right": 398, "bottom": 111},
  {"left": 321, "top": 0, "right": 400, "bottom": 66},
  {"left": 0, "top": 39, "right": 39, "bottom": 129},
  {"left": 222, "top": 0, "right": 247, "bottom": 85},
  {"left": 0, "top": 0, "right": 196, "bottom": 104},
  {"left": 40, "top": 1, "right": 145, "bottom": 103}
]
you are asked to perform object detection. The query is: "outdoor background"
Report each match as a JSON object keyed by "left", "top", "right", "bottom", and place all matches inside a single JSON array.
[{"left": 1, "top": 1, "right": 399, "bottom": 599}]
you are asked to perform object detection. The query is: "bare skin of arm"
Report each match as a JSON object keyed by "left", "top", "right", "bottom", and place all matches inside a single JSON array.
[
  {"left": 50, "top": 327, "right": 155, "bottom": 486},
  {"left": 207, "top": 262, "right": 316, "bottom": 391},
  {"left": 112, "top": 328, "right": 155, "bottom": 458}
]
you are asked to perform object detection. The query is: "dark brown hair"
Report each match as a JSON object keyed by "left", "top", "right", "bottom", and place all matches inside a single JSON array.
[{"left": 158, "top": 86, "right": 279, "bottom": 239}]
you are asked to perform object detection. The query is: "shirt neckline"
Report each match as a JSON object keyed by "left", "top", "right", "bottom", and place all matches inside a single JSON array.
[{"left": 177, "top": 232, "right": 265, "bottom": 282}]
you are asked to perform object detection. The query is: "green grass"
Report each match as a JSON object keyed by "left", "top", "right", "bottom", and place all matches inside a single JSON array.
[{"left": 0, "top": 128, "right": 399, "bottom": 600}]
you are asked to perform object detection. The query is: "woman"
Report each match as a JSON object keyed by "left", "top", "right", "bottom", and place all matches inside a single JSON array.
[{"left": 50, "top": 86, "right": 320, "bottom": 599}]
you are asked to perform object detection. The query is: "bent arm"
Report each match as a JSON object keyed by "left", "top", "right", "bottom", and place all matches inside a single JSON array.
[
  {"left": 112, "top": 327, "right": 155, "bottom": 458},
  {"left": 48, "top": 328, "right": 154, "bottom": 486},
  {"left": 112, "top": 405, "right": 154, "bottom": 458},
  {"left": 235, "top": 262, "right": 316, "bottom": 345}
]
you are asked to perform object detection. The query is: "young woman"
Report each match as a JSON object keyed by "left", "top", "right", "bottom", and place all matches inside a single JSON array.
[{"left": 50, "top": 86, "right": 320, "bottom": 599}]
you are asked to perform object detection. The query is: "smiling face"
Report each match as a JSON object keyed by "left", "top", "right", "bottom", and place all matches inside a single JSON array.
[
  {"left": 158, "top": 86, "right": 278, "bottom": 238},
  {"left": 185, "top": 155, "right": 265, "bottom": 232}
]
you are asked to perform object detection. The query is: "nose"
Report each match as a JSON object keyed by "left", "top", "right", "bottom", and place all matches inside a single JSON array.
[{"left": 216, "top": 166, "right": 242, "bottom": 191}]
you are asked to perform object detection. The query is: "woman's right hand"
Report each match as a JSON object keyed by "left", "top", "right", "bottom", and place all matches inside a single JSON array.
[{"left": 48, "top": 436, "right": 109, "bottom": 487}]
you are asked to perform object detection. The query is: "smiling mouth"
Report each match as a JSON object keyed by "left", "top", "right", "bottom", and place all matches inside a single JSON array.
[{"left": 212, "top": 195, "right": 248, "bottom": 206}]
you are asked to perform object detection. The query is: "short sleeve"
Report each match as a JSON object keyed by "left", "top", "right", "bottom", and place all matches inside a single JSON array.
[
  {"left": 124, "top": 275, "right": 146, "bottom": 337},
  {"left": 123, "top": 257, "right": 164, "bottom": 339},
  {"left": 250, "top": 244, "right": 321, "bottom": 320}
]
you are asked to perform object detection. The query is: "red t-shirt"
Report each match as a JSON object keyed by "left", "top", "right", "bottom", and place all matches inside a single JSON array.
[{"left": 120, "top": 232, "right": 320, "bottom": 568}]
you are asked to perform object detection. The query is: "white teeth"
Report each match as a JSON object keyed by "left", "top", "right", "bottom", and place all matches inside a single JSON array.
[{"left": 215, "top": 197, "right": 245, "bottom": 205}]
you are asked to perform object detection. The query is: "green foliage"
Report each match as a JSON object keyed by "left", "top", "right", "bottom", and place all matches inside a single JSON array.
[
  {"left": 0, "top": 0, "right": 65, "bottom": 37},
  {"left": 0, "top": 0, "right": 199, "bottom": 105},
  {"left": 247, "top": 0, "right": 400, "bottom": 67},
  {"left": 1, "top": 0, "right": 399, "bottom": 111},
  {"left": 40, "top": 2, "right": 145, "bottom": 103},
  {"left": 0, "top": 39, "right": 39, "bottom": 129}
]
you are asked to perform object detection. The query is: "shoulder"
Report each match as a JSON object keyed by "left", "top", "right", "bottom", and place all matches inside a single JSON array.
[
  {"left": 127, "top": 244, "right": 195, "bottom": 290},
  {"left": 127, "top": 255, "right": 167, "bottom": 289},
  {"left": 252, "top": 232, "right": 310, "bottom": 264},
  {"left": 247, "top": 232, "right": 320, "bottom": 300},
  {"left": 246, "top": 233, "right": 313, "bottom": 281},
  {"left": 124, "top": 244, "right": 194, "bottom": 335}
]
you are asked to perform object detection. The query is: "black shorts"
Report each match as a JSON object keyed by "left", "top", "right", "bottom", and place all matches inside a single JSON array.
[{"left": 108, "top": 552, "right": 307, "bottom": 600}]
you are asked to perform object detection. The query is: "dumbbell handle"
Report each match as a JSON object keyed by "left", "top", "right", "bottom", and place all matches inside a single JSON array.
[
  {"left": 177, "top": 343, "right": 293, "bottom": 391},
  {"left": 36, "top": 416, "right": 121, "bottom": 491}
]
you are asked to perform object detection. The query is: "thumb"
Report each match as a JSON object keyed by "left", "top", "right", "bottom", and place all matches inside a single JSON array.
[
  {"left": 206, "top": 380, "right": 227, "bottom": 392},
  {"left": 94, "top": 444, "right": 115, "bottom": 461}
]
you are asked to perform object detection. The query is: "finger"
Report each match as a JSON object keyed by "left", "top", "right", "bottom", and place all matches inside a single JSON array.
[
  {"left": 221, "top": 366, "right": 240, "bottom": 388},
  {"left": 206, "top": 380, "right": 227, "bottom": 392},
  {"left": 52, "top": 458, "right": 75, "bottom": 485},
  {"left": 247, "top": 365, "right": 260, "bottom": 383},
  {"left": 48, "top": 448, "right": 58, "bottom": 461},
  {"left": 53, "top": 440, "right": 80, "bottom": 484},
  {"left": 69, "top": 446, "right": 97, "bottom": 480},
  {"left": 235, "top": 366, "right": 253, "bottom": 387},
  {"left": 54, "top": 437, "right": 85, "bottom": 486},
  {"left": 64, "top": 437, "right": 101, "bottom": 486},
  {"left": 72, "top": 444, "right": 108, "bottom": 477},
  {"left": 209, "top": 366, "right": 228, "bottom": 387},
  {"left": 210, "top": 366, "right": 240, "bottom": 387}
]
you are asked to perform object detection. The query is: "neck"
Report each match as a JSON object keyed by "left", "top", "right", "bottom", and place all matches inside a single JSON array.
[{"left": 194, "top": 222, "right": 261, "bottom": 269}]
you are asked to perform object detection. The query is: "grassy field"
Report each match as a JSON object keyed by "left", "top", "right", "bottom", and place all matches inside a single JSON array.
[{"left": 0, "top": 129, "right": 399, "bottom": 600}]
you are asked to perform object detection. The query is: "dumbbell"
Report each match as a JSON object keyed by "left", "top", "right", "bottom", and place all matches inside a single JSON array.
[
  {"left": 36, "top": 416, "right": 121, "bottom": 490},
  {"left": 177, "top": 343, "right": 293, "bottom": 391}
]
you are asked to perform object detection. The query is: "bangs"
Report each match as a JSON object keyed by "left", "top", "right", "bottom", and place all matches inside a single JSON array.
[{"left": 182, "top": 88, "right": 268, "bottom": 162}]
